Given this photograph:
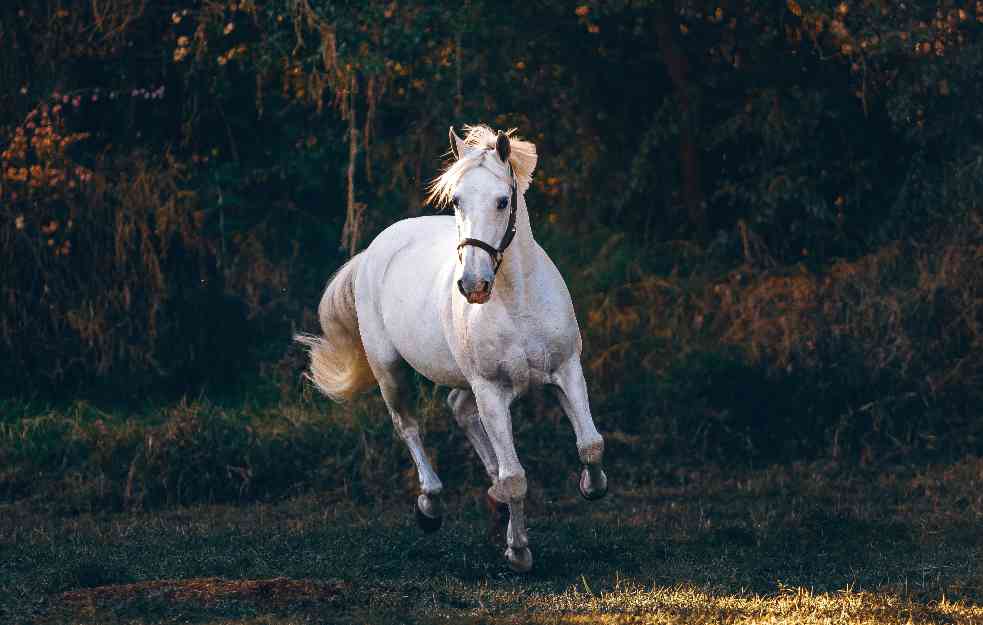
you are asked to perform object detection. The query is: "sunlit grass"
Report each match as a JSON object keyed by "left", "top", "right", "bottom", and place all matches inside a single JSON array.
[
  {"left": 29, "top": 581, "right": 983, "bottom": 624},
  {"left": 507, "top": 585, "right": 983, "bottom": 624}
]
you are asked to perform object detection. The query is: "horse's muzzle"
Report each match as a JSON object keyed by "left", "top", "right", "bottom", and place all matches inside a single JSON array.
[{"left": 458, "top": 276, "right": 492, "bottom": 304}]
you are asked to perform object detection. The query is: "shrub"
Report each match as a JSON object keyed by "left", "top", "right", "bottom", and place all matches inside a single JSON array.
[{"left": 579, "top": 214, "right": 983, "bottom": 462}]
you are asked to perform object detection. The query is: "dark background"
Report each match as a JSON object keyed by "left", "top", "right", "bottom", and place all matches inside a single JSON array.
[{"left": 2, "top": 0, "right": 983, "bottom": 508}]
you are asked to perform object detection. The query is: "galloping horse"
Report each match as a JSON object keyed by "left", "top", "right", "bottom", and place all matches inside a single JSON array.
[{"left": 296, "top": 125, "right": 607, "bottom": 572}]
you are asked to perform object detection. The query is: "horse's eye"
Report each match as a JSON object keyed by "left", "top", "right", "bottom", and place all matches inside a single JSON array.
[{"left": 496, "top": 197, "right": 509, "bottom": 210}]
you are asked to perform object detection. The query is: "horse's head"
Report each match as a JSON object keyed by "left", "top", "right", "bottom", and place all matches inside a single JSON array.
[
  {"left": 448, "top": 128, "right": 517, "bottom": 304},
  {"left": 427, "top": 125, "right": 538, "bottom": 304}
]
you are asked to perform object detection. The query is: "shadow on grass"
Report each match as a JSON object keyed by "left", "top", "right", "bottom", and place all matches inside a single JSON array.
[{"left": 4, "top": 459, "right": 981, "bottom": 624}]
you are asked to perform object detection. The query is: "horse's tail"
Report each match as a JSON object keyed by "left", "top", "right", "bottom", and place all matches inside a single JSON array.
[{"left": 294, "top": 254, "right": 376, "bottom": 401}]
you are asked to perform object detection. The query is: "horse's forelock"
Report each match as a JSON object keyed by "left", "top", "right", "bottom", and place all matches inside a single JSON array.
[{"left": 426, "top": 124, "right": 537, "bottom": 209}]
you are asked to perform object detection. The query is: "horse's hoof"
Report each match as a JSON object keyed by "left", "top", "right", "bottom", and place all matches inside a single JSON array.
[
  {"left": 505, "top": 546, "right": 533, "bottom": 573},
  {"left": 415, "top": 500, "right": 443, "bottom": 534},
  {"left": 578, "top": 466, "right": 608, "bottom": 501}
]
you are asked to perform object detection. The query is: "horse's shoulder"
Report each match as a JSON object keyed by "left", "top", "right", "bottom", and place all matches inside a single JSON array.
[
  {"left": 528, "top": 245, "right": 582, "bottom": 349},
  {"left": 530, "top": 246, "right": 576, "bottom": 308}
]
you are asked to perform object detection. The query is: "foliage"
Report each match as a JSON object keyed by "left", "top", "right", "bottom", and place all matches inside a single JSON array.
[
  {"left": 1, "top": 0, "right": 982, "bottom": 468},
  {"left": 578, "top": 214, "right": 983, "bottom": 462}
]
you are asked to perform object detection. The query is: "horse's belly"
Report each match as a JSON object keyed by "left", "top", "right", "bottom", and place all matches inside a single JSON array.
[
  {"left": 401, "top": 343, "right": 469, "bottom": 388},
  {"left": 376, "top": 304, "right": 466, "bottom": 389},
  {"left": 359, "top": 298, "right": 467, "bottom": 389},
  {"left": 369, "top": 222, "right": 468, "bottom": 388},
  {"left": 386, "top": 302, "right": 467, "bottom": 387}
]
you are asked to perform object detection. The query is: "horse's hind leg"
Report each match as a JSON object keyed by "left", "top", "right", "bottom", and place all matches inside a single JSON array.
[
  {"left": 447, "top": 389, "right": 508, "bottom": 542},
  {"left": 369, "top": 354, "right": 444, "bottom": 532},
  {"left": 447, "top": 389, "right": 499, "bottom": 481},
  {"left": 551, "top": 357, "right": 607, "bottom": 500}
]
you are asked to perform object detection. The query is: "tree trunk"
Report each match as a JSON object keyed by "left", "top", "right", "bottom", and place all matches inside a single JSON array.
[{"left": 654, "top": 6, "right": 707, "bottom": 239}]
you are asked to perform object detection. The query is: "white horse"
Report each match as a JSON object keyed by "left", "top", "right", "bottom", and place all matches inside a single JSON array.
[{"left": 296, "top": 125, "right": 607, "bottom": 572}]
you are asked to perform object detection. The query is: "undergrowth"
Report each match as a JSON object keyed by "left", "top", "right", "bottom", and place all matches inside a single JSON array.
[{"left": 3, "top": 213, "right": 983, "bottom": 511}]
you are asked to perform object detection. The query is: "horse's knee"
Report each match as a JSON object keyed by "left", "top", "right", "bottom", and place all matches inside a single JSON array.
[
  {"left": 454, "top": 410, "right": 481, "bottom": 430},
  {"left": 490, "top": 470, "right": 527, "bottom": 503}
]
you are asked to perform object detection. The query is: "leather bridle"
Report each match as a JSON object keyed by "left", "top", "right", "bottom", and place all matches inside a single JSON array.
[{"left": 455, "top": 161, "right": 519, "bottom": 274}]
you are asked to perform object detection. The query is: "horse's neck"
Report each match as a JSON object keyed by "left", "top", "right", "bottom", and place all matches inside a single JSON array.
[{"left": 495, "top": 197, "right": 538, "bottom": 305}]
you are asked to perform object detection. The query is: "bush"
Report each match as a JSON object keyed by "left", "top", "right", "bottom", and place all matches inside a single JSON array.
[{"left": 578, "top": 213, "right": 983, "bottom": 463}]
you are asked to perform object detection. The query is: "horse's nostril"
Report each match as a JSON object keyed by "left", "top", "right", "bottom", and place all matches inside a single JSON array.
[{"left": 477, "top": 280, "right": 489, "bottom": 293}]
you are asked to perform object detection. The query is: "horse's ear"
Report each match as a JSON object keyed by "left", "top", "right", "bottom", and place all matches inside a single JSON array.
[
  {"left": 495, "top": 131, "right": 511, "bottom": 164},
  {"left": 449, "top": 127, "right": 467, "bottom": 160}
]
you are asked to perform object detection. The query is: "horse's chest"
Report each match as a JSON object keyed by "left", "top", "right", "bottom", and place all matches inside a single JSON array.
[
  {"left": 516, "top": 315, "right": 577, "bottom": 385},
  {"left": 460, "top": 292, "right": 579, "bottom": 390}
]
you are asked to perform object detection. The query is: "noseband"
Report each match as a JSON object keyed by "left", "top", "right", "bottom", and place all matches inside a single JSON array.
[{"left": 456, "top": 163, "right": 519, "bottom": 274}]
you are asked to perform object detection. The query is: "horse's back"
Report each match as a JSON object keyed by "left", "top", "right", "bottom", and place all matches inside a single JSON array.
[
  {"left": 370, "top": 214, "right": 456, "bottom": 252},
  {"left": 359, "top": 215, "right": 457, "bottom": 300}
]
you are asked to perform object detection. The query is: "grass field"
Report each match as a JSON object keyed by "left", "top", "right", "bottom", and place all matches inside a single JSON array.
[{"left": 3, "top": 451, "right": 982, "bottom": 624}]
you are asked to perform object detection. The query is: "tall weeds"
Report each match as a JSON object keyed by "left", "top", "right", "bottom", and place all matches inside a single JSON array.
[
  {"left": 580, "top": 215, "right": 983, "bottom": 461},
  {"left": 0, "top": 152, "right": 241, "bottom": 394}
]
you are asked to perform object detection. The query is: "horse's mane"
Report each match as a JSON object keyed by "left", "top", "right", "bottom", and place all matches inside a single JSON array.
[{"left": 426, "top": 125, "right": 537, "bottom": 209}]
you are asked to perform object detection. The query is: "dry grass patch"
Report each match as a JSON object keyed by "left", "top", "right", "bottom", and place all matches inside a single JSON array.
[
  {"left": 54, "top": 576, "right": 348, "bottom": 609},
  {"left": 499, "top": 585, "right": 983, "bottom": 624}
]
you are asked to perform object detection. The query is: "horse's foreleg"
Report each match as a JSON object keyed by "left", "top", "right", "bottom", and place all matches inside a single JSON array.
[
  {"left": 552, "top": 357, "right": 607, "bottom": 500},
  {"left": 373, "top": 359, "right": 444, "bottom": 531},
  {"left": 448, "top": 389, "right": 509, "bottom": 543},
  {"left": 473, "top": 381, "right": 532, "bottom": 572}
]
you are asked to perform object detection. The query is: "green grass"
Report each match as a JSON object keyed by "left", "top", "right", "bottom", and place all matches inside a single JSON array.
[{"left": 3, "top": 456, "right": 982, "bottom": 624}]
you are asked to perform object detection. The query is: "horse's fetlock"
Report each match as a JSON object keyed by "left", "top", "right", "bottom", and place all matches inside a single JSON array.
[
  {"left": 421, "top": 477, "right": 443, "bottom": 496},
  {"left": 418, "top": 493, "right": 444, "bottom": 518},
  {"left": 578, "top": 436, "right": 604, "bottom": 465},
  {"left": 508, "top": 531, "right": 529, "bottom": 550}
]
